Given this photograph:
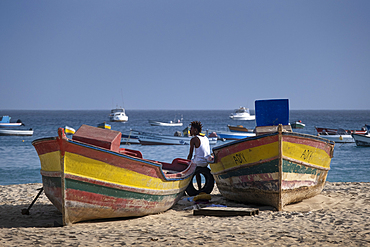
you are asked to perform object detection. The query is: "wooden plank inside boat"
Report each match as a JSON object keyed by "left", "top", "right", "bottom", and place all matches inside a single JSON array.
[{"left": 193, "top": 207, "right": 259, "bottom": 217}]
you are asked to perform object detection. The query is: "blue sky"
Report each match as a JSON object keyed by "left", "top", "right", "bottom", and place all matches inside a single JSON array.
[{"left": 1, "top": 1, "right": 369, "bottom": 110}]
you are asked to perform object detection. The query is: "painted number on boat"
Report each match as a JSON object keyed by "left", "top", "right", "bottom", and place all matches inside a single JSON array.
[
  {"left": 233, "top": 153, "right": 247, "bottom": 165},
  {"left": 300, "top": 149, "right": 313, "bottom": 161}
]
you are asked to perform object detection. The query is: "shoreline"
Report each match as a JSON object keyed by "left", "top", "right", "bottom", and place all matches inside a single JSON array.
[{"left": 1, "top": 182, "right": 369, "bottom": 246}]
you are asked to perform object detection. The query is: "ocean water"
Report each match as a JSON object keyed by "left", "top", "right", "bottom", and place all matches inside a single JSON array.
[{"left": 0, "top": 109, "right": 370, "bottom": 185}]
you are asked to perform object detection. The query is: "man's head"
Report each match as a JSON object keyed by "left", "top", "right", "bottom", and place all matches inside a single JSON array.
[{"left": 190, "top": 121, "right": 202, "bottom": 135}]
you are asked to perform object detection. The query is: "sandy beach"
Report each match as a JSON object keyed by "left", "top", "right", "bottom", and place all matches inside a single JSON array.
[{"left": 1, "top": 182, "right": 369, "bottom": 246}]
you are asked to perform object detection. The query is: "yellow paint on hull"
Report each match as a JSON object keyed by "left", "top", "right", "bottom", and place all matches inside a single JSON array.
[
  {"left": 64, "top": 152, "right": 191, "bottom": 191},
  {"left": 39, "top": 150, "right": 191, "bottom": 192},
  {"left": 212, "top": 138, "right": 332, "bottom": 174},
  {"left": 39, "top": 151, "right": 62, "bottom": 172},
  {"left": 282, "top": 141, "right": 331, "bottom": 169},
  {"left": 211, "top": 142, "right": 279, "bottom": 173}
]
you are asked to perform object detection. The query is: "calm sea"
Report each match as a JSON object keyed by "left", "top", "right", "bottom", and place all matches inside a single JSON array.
[{"left": 1, "top": 109, "right": 370, "bottom": 185}]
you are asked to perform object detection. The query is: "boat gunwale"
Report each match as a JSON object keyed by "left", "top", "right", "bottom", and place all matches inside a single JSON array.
[
  {"left": 34, "top": 134, "right": 195, "bottom": 182},
  {"left": 32, "top": 136, "right": 57, "bottom": 144},
  {"left": 68, "top": 138, "right": 196, "bottom": 181},
  {"left": 213, "top": 131, "right": 335, "bottom": 152}
]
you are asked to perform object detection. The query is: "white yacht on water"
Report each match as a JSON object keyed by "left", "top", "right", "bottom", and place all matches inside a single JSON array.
[
  {"left": 229, "top": 106, "right": 255, "bottom": 120},
  {"left": 109, "top": 107, "right": 128, "bottom": 122}
]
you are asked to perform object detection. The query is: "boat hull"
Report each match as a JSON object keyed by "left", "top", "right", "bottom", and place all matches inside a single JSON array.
[
  {"left": 227, "top": 125, "right": 253, "bottom": 133},
  {"left": 0, "top": 129, "right": 33, "bottom": 136},
  {"left": 352, "top": 133, "right": 370, "bottom": 147},
  {"left": 109, "top": 108, "right": 128, "bottom": 122},
  {"left": 315, "top": 127, "right": 366, "bottom": 135},
  {"left": 291, "top": 123, "right": 305, "bottom": 129},
  {"left": 210, "top": 131, "right": 334, "bottom": 210},
  {"left": 229, "top": 116, "right": 256, "bottom": 121},
  {"left": 317, "top": 134, "right": 354, "bottom": 143},
  {"left": 0, "top": 123, "right": 23, "bottom": 128},
  {"left": 139, "top": 134, "right": 192, "bottom": 145},
  {"left": 32, "top": 129, "right": 196, "bottom": 225},
  {"left": 216, "top": 131, "right": 255, "bottom": 140},
  {"left": 135, "top": 131, "right": 217, "bottom": 145},
  {"left": 109, "top": 116, "right": 128, "bottom": 122},
  {"left": 148, "top": 120, "right": 183, "bottom": 127}
]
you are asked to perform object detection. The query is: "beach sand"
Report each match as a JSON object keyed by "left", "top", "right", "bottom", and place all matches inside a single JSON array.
[{"left": 1, "top": 182, "right": 370, "bottom": 246}]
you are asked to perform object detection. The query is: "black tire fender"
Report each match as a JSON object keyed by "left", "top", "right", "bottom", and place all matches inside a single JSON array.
[{"left": 185, "top": 166, "right": 215, "bottom": 196}]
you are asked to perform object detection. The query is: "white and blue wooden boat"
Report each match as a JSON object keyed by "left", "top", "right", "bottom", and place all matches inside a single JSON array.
[
  {"left": 216, "top": 131, "right": 255, "bottom": 140},
  {"left": 121, "top": 131, "right": 141, "bottom": 145},
  {"left": 0, "top": 116, "right": 23, "bottom": 128},
  {"left": 352, "top": 133, "right": 370, "bottom": 147}
]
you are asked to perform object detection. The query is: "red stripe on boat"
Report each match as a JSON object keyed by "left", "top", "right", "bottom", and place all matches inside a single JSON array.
[
  {"left": 65, "top": 189, "right": 163, "bottom": 210},
  {"left": 216, "top": 134, "right": 278, "bottom": 158}
]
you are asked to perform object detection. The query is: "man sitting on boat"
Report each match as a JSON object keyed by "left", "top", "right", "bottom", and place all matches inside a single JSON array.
[{"left": 187, "top": 121, "right": 212, "bottom": 190}]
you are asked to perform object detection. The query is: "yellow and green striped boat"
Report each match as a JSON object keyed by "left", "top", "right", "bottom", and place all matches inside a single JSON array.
[
  {"left": 211, "top": 124, "right": 335, "bottom": 211},
  {"left": 32, "top": 125, "right": 196, "bottom": 225}
]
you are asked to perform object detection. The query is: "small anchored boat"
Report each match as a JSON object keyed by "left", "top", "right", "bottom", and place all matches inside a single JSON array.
[
  {"left": 316, "top": 128, "right": 354, "bottom": 143},
  {"left": 148, "top": 119, "right": 183, "bottom": 127},
  {"left": 0, "top": 128, "right": 33, "bottom": 136},
  {"left": 109, "top": 107, "right": 128, "bottom": 122},
  {"left": 229, "top": 107, "right": 256, "bottom": 121},
  {"left": 0, "top": 115, "right": 24, "bottom": 128},
  {"left": 290, "top": 120, "right": 305, "bottom": 129}
]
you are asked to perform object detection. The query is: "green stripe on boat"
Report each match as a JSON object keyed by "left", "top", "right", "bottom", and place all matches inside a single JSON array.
[{"left": 65, "top": 178, "right": 178, "bottom": 201}]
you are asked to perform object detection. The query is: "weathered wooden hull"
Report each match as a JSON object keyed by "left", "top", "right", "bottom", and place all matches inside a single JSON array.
[
  {"left": 32, "top": 129, "right": 196, "bottom": 225},
  {"left": 210, "top": 131, "right": 335, "bottom": 211}
]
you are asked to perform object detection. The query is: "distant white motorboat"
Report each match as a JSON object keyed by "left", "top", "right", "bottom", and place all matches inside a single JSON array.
[
  {"left": 229, "top": 107, "right": 255, "bottom": 121},
  {"left": 0, "top": 128, "right": 33, "bottom": 136},
  {"left": 109, "top": 108, "right": 128, "bottom": 122},
  {"left": 148, "top": 120, "right": 183, "bottom": 127}
]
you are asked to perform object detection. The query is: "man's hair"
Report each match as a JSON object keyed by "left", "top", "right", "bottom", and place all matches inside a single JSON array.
[{"left": 191, "top": 121, "right": 202, "bottom": 133}]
